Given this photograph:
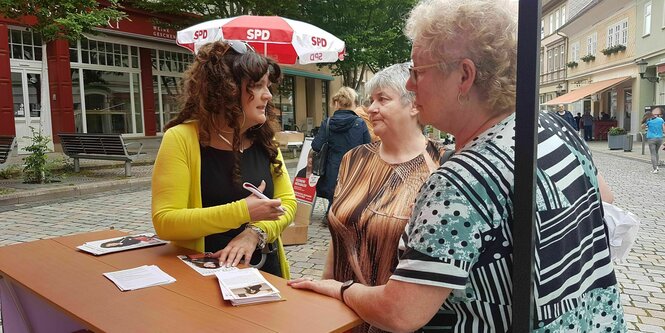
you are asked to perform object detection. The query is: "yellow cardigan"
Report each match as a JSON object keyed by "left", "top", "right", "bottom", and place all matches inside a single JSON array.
[{"left": 151, "top": 122, "right": 296, "bottom": 278}]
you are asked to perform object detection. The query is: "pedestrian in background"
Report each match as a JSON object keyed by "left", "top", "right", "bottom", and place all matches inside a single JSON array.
[
  {"left": 289, "top": 0, "right": 625, "bottom": 331},
  {"left": 581, "top": 110, "right": 594, "bottom": 141},
  {"left": 312, "top": 87, "right": 371, "bottom": 221},
  {"left": 151, "top": 41, "right": 296, "bottom": 278},
  {"left": 643, "top": 107, "right": 665, "bottom": 173},
  {"left": 556, "top": 104, "right": 577, "bottom": 130},
  {"left": 354, "top": 99, "right": 379, "bottom": 142}
]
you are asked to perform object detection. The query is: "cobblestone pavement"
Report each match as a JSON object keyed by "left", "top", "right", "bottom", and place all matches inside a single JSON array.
[{"left": 0, "top": 142, "right": 664, "bottom": 331}]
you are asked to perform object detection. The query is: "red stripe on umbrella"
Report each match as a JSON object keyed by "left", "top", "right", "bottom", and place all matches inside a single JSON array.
[{"left": 177, "top": 15, "right": 345, "bottom": 65}]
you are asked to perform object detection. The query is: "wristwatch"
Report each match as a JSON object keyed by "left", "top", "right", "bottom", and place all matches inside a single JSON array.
[
  {"left": 246, "top": 224, "right": 267, "bottom": 250},
  {"left": 340, "top": 279, "right": 355, "bottom": 303}
]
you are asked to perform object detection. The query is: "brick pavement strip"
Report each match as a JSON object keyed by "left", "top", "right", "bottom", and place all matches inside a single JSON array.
[{"left": 0, "top": 141, "right": 664, "bottom": 330}]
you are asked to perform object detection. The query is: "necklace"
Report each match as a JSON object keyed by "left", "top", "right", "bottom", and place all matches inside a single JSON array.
[{"left": 218, "top": 133, "right": 244, "bottom": 153}]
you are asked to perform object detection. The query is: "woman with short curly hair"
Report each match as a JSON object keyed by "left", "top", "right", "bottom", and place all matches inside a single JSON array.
[{"left": 152, "top": 40, "right": 296, "bottom": 278}]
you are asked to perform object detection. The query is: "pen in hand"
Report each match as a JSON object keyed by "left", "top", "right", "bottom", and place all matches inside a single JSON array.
[{"left": 243, "top": 182, "right": 285, "bottom": 212}]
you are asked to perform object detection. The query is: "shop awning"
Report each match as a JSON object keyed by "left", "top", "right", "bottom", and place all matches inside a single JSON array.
[
  {"left": 282, "top": 68, "right": 334, "bottom": 81},
  {"left": 543, "top": 76, "right": 632, "bottom": 105}
]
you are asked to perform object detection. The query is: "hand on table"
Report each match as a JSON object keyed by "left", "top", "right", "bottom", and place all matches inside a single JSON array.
[
  {"left": 245, "top": 180, "right": 284, "bottom": 221},
  {"left": 288, "top": 278, "right": 343, "bottom": 301},
  {"left": 209, "top": 228, "right": 259, "bottom": 267}
]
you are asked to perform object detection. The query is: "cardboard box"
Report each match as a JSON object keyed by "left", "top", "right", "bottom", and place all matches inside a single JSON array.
[
  {"left": 281, "top": 224, "right": 309, "bottom": 245},
  {"left": 281, "top": 202, "right": 313, "bottom": 245}
]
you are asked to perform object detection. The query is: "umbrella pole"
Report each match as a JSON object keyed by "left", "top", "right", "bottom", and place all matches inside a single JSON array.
[{"left": 512, "top": 0, "right": 541, "bottom": 331}]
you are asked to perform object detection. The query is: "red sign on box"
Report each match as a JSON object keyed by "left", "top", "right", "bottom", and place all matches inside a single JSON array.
[{"left": 293, "top": 176, "right": 316, "bottom": 204}]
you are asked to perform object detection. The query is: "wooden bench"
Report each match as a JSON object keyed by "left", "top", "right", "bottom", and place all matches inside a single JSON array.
[
  {"left": 58, "top": 133, "right": 143, "bottom": 177},
  {"left": 0, "top": 135, "right": 15, "bottom": 164}
]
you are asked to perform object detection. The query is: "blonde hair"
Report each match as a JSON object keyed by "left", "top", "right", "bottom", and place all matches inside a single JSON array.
[
  {"left": 331, "top": 86, "right": 358, "bottom": 109},
  {"left": 405, "top": 0, "right": 517, "bottom": 115}
]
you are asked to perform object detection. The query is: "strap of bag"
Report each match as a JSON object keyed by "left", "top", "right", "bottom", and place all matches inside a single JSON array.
[{"left": 324, "top": 117, "right": 331, "bottom": 143}]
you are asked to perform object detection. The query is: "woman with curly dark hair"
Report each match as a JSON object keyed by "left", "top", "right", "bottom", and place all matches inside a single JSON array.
[{"left": 151, "top": 40, "right": 296, "bottom": 278}]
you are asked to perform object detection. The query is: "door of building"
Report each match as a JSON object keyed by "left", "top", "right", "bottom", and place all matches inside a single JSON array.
[{"left": 12, "top": 69, "right": 50, "bottom": 154}]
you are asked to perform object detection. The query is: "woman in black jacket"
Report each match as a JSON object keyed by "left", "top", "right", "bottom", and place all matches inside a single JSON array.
[{"left": 312, "top": 87, "right": 371, "bottom": 219}]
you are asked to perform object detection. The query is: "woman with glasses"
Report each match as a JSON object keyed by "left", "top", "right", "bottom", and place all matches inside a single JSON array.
[
  {"left": 290, "top": 0, "right": 624, "bottom": 331},
  {"left": 321, "top": 62, "right": 445, "bottom": 333},
  {"left": 643, "top": 107, "right": 665, "bottom": 173},
  {"left": 152, "top": 41, "right": 296, "bottom": 278}
]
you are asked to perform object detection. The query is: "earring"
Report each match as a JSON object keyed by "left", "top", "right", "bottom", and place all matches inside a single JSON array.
[{"left": 457, "top": 91, "right": 469, "bottom": 105}]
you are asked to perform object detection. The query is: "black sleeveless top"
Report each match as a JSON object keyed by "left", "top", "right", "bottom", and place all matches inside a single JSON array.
[{"left": 200, "top": 144, "right": 281, "bottom": 276}]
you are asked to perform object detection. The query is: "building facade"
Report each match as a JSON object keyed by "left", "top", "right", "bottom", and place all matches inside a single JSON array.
[
  {"left": 634, "top": 0, "right": 665, "bottom": 114},
  {"left": 1, "top": 7, "right": 344, "bottom": 153},
  {"left": 543, "top": 0, "right": 642, "bottom": 140},
  {"left": 539, "top": 0, "right": 569, "bottom": 110}
]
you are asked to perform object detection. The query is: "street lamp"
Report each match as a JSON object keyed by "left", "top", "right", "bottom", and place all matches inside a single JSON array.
[{"left": 636, "top": 58, "right": 660, "bottom": 83}]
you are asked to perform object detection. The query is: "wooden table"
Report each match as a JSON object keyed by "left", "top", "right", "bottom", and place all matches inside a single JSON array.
[{"left": 0, "top": 230, "right": 361, "bottom": 333}]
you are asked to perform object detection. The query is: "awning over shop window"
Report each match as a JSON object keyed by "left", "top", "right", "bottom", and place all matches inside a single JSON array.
[
  {"left": 282, "top": 68, "right": 334, "bottom": 81},
  {"left": 543, "top": 76, "right": 632, "bottom": 105}
]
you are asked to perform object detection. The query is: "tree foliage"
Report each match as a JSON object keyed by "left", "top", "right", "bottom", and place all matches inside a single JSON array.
[
  {"left": 131, "top": 0, "right": 302, "bottom": 28},
  {"left": 300, "top": 0, "right": 417, "bottom": 89},
  {"left": 0, "top": 0, "right": 126, "bottom": 43}
]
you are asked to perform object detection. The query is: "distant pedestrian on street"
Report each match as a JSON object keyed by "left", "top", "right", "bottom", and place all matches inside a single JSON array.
[
  {"left": 312, "top": 87, "right": 371, "bottom": 221},
  {"left": 151, "top": 41, "right": 296, "bottom": 278},
  {"left": 555, "top": 104, "right": 577, "bottom": 130},
  {"left": 581, "top": 110, "right": 594, "bottom": 141},
  {"left": 574, "top": 112, "right": 582, "bottom": 135},
  {"left": 643, "top": 107, "right": 665, "bottom": 173}
]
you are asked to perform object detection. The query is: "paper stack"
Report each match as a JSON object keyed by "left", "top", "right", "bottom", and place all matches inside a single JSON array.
[
  {"left": 77, "top": 233, "right": 168, "bottom": 255},
  {"left": 103, "top": 265, "right": 176, "bottom": 291},
  {"left": 216, "top": 268, "right": 282, "bottom": 306},
  {"left": 177, "top": 254, "right": 239, "bottom": 276}
]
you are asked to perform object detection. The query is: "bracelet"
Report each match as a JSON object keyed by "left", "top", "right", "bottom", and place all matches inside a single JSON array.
[{"left": 246, "top": 224, "right": 267, "bottom": 250}]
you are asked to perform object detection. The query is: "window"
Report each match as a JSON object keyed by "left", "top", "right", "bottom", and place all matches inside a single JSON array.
[
  {"left": 150, "top": 49, "right": 192, "bottom": 132},
  {"left": 321, "top": 81, "right": 329, "bottom": 118},
  {"left": 586, "top": 33, "right": 597, "bottom": 55},
  {"left": 550, "top": 14, "right": 554, "bottom": 34},
  {"left": 559, "top": 45, "right": 565, "bottom": 69},
  {"left": 607, "top": 20, "right": 628, "bottom": 47},
  {"left": 561, "top": 6, "right": 566, "bottom": 25},
  {"left": 153, "top": 50, "right": 194, "bottom": 73},
  {"left": 553, "top": 48, "right": 559, "bottom": 70},
  {"left": 547, "top": 49, "right": 553, "bottom": 72},
  {"left": 274, "top": 76, "right": 295, "bottom": 130},
  {"left": 645, "top": 2, "right": 652, "bottom": 35},
  {"left": 571, "top": 42, "right": 580, "bottom": 62},
  {"left": 541, "top": 19, "right": 545, "bottom": 39},
  {"left": 555, "top": 10, "right": 560, "bottom": 30},
  {"left": 8, "top": 29, "right": 43, "bottom": 61},
  {"left": 76, "top": 38, "right": 138, "bottom": 68}
]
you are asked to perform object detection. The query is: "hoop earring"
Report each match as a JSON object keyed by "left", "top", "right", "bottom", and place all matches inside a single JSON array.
[{"left": 457, "top": 91, "right": 469, "bottom": 105}]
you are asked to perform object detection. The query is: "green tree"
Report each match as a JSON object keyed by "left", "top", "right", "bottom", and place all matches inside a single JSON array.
[
  {"left": 132, "top": 0, "right": 302, "bottom": 28},
  {"left": 301, "top": 0, "right": 417, "bottom": 89},
  {"left": 0, "top": 0, "right": 126, "bottom": 43}
]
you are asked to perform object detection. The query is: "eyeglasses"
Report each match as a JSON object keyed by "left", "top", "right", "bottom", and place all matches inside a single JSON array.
[
  {"left": 408, "top": 60, "right": 461, "bottom": 83},
  {"left": 409, "top": 62, "right": 443, "bottom": 82},
  {"left": 225, "top": 40, "right": 255, "bottom": 55}
]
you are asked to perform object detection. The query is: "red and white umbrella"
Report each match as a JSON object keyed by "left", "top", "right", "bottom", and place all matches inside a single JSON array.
[{"left": 177, "top": 15, "right": 345, "bottom": 65}]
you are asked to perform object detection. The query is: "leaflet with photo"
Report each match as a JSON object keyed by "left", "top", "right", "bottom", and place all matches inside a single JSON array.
[
  {"left": 77, "top": 233, "right": 168, "bottom": 255},
  {"left": 177, "top": 254, "right": 239, "bottom": 276},
  {"left": 215, "top": 268, "right": 282, "bottom": 306}
]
